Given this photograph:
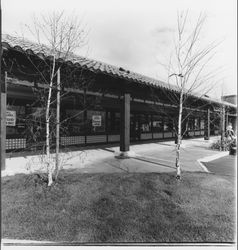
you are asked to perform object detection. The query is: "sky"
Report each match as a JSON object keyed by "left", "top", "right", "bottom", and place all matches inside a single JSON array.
[{"left": 2, "top": 0, "right": 237, "bottom": 99}]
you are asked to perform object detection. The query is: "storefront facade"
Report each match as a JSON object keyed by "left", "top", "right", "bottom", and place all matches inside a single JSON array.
[{"left": 2, "top": 35, "right": 237, "bottom": 153}]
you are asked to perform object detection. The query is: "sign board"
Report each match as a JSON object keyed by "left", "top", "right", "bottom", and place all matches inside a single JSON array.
[
  {"left": 6, "top": 110, "right": 16, "bottom": 126},
  {"left": 92, "top": 115, "right": 102, "bottom": 127}
]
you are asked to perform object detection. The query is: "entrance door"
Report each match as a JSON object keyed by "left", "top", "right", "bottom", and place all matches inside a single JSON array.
[{"left": 130, "top": 114, "right": 140, "bottom": 141}]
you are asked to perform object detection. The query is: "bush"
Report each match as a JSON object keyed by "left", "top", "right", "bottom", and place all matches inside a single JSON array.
[{"left": 211, "top": 137, "right": 236, "bottom": 151}]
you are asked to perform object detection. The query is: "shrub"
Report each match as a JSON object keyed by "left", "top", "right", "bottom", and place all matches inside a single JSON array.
[{"left": 211, "top": 137, "right": 236, "bottom": 151}]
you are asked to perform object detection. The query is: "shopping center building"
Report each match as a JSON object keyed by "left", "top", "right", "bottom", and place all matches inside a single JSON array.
[{"left": 1, "top": 34, "right": 237, "bottom": 153}]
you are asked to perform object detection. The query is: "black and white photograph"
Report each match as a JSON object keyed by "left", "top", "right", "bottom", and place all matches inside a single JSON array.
[{"left": 1, "top": 0, "right": 237, "bottom": 248}]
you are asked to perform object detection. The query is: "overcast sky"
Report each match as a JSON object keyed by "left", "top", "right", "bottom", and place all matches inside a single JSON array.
[{"left": 2, "top": 0, "right": 237, "bottom": 98}]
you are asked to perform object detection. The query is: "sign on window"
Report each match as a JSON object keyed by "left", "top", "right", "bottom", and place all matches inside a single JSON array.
[
  {"left": 6, "top": 110, "right": 16, "bottom": 126},
  {"left": 92, "top": 115, "right": 102, "bottom": 127}
]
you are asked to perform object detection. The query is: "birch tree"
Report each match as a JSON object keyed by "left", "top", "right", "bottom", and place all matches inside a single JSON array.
[
  {"left": 162, "top": 11, "right": 220, "bottom": 179},
  {"left": 25, "top": 11, "right": 88, "bottom": 186}
]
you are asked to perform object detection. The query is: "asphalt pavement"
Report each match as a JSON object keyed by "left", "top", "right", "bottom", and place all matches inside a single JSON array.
[{"left": 202, "top": 155, "right": 236, "bottom": 176}]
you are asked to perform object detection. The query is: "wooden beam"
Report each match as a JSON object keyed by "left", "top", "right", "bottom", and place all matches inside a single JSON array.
[
  {"left": 6, "top": 77, "right": 212, "bottom": 114},
  {"left": 0, "top": 72, "right": 6, "bottom": 170},
  {"left": 204, "top": 108, "right": 210, "bottom": 140},
  {"left": 120, "top": 93, "right": 130, "bottom": 152}
]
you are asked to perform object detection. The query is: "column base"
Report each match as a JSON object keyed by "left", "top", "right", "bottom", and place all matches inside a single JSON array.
[{"left": 115, "top": 151, "right": 136, "bottom": 159}]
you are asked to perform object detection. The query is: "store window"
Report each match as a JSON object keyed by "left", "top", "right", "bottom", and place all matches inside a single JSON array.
[
  {"left": 213, "top": 116, "right": 220, "bottom": 129},
  {"left": 188, "top": 118, "right": 194, "bottom": 131},
  {"left": 6, "top": 105, "right": 26, "bottom": 136},
  {"left": 65, "top": 109, "right": 85, "bottom": 135},
  {"left": 86, "top": 110, "right": 106, "bottom": 133},
  {"left": 32, "top": 107, "right": 46, "bottom": 141},
  {"left": 19, "top": 106, "right": 47, "bottom": 143},
  {"left": 140, "top": 114, "right": 152, "bottom": 132},
  {"left": 194, "top": 118, "right": 200, "bottom": 130},
  {"left": 86, "top": 95, "right": 102, "bottom": 110},
  {"left": 164, "top": 117, "right": 173, "bottom": 132},
  {"left": 108, "top": 111, "right": 120, "bottom": 133},
  {"left": 152, "top": 115, "right": 163, "bottom": 132},
  {"left": 200, "top": 119, "right": 205, "bottom": 129}
]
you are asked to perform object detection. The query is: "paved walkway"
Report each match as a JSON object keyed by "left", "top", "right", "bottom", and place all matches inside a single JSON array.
[{"left": 2, "top": 136, "right": 227, "bottom": 176}]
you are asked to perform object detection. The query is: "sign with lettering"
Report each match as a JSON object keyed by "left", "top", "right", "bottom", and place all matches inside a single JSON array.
[
  {"left": 92, "top": 115, "right": 102, "bottom": 127},
  {"left": 6, "top": 110, "right": 16, "bottom": 126}
]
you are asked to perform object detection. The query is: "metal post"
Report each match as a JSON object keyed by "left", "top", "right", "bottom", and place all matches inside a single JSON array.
[{"left": 120, "top": 93, "right": 130, "bottom": 152}]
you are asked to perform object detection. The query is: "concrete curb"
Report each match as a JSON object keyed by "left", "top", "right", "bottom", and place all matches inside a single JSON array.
[
  {"left": 197, "top": 151, "right": 230, "bottom": 173},
  {"left": 1, "top": 239, "right": 54, "bottom": 244}
]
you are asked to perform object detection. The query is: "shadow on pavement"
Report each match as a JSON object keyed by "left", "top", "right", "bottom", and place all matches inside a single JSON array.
[{"left": 131, "top": 156, "right": 176, "bottom": 170}]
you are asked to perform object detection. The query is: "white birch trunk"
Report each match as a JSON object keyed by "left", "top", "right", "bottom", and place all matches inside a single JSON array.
[
  {"left": 46, "top": 85, "right": 53, "bottom": 186},
  {"left": 46, "top": 56, "right": 56, "bottom": 186},
  {"left": 176, "top": 86, "right": 184, "bottom": 179},
  {"left": 55, "top": 68, "right": 60, "bottom": 180}
]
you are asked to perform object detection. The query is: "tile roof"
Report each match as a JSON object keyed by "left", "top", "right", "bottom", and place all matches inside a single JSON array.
[
  {"left": 2, "top": 34, "right": 236, "bottom": 109},
  {"left": 1, "top": 34, "right": 178, "bottom": 91}
]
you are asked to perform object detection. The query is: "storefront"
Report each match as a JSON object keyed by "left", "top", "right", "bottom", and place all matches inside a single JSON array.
[
  {"left": 4, "top": 87, "right": 222, "bottom": 152},
  {"left": 2, "top": 34, "right": 237, "bottom": 153}
]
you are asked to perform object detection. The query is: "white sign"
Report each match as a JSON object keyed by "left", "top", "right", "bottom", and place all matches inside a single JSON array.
[
  {"left": 92, "top": 115, "right": 102, "bottom": 127},
  {"left": 6, "top": 110, "right": 16, "bottom": 126}
]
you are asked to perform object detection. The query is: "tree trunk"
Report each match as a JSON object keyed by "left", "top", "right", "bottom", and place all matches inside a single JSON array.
[
  {"left": 46, "top": 57, "right": 56, "bottom": 187},
  {"left": 46, "top": 84, "right": 53, "bottom": 186},
  {"left": 55, "top": 68, "right": 60, "bottom": 180},
  {"left": 46, "top": 92, "right": 53, "bottom": 186},
  {"left": 176, "top": 86, "right": 184, "bottom": 179}
]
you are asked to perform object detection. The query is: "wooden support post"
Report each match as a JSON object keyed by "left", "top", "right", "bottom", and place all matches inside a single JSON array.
[
  {"left": 221, "top": 105, "right": 225, "bottom": 151},
  {"left": 120, "top": 93, "right": 130, "bottom": 152},
  {"left": 0, "top": 3, "right": 6, "bottom": 170},
  {"left": 83, "top": 87, "right": 87, "bottom": 144},
  {"left": 106, "top": 111, "right": 109, "bottom": 143},
  {"left": 226, "top": 111, "right": 229, "bottom": 129},
  {"left": 204, "top": 108, "right": 210, "bottom": 140},
  {"left": 0, "top": 72, "right": 6, "bottom": 170}
]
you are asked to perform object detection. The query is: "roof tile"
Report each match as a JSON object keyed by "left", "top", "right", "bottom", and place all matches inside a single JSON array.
[{"left": 2, "top": 34, "right": 236, "bottom": 108}]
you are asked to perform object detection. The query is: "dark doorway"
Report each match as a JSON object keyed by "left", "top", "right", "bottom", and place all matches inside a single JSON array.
[{"left": 130, "top": 114, "right": 140, "bottom": 141}]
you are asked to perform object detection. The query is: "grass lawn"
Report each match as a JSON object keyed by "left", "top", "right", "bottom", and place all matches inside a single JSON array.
[{"left": 2, "top": 171, "right": 236, "bottom": 243}]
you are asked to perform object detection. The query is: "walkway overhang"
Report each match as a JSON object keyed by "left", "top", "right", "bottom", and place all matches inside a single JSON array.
[{"left": 2, "top": 34, "right": 236, "bottom": 112}]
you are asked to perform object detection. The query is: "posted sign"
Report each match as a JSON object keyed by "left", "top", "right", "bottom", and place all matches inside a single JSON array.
[
  {"left": 92, "top": 115, "right": 101, "bottom": 127},
  {"left": 6, "top": 110, "right": 16, "bottom": 126}
]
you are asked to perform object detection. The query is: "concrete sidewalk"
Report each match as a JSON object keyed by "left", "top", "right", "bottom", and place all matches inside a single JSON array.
[{"left": 2, "top": 136, "right": 226, "bottom": 176}]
